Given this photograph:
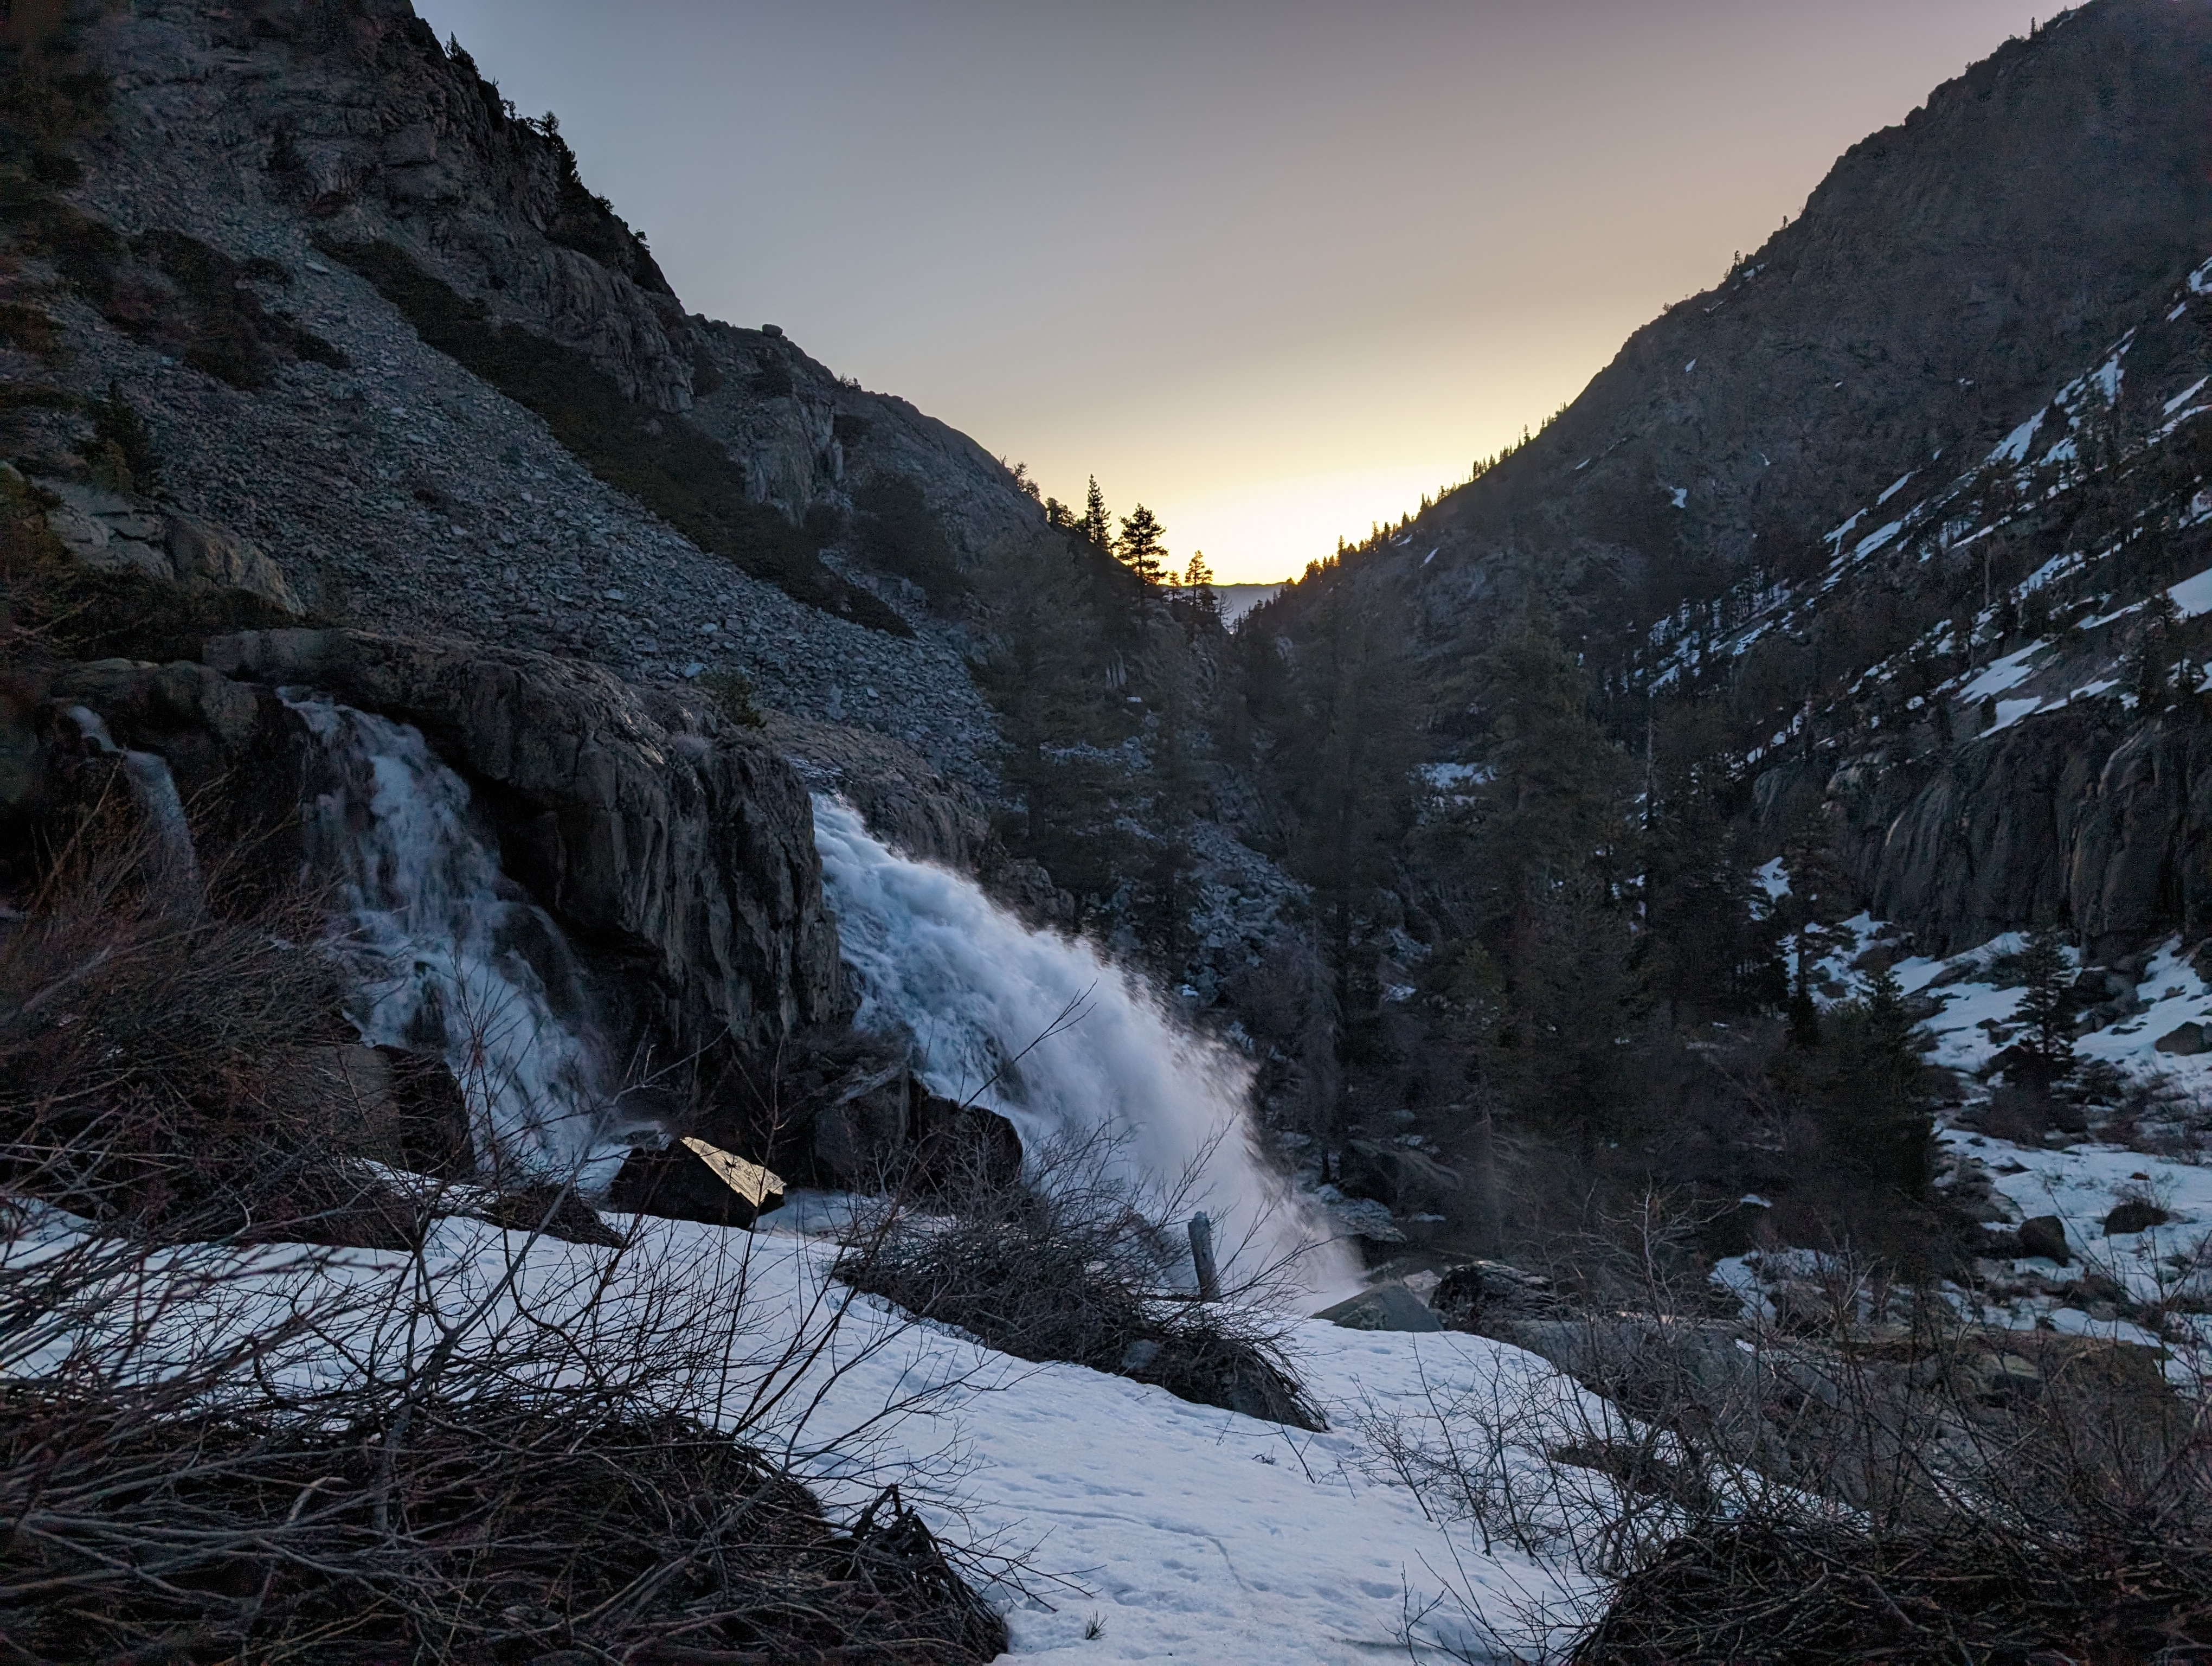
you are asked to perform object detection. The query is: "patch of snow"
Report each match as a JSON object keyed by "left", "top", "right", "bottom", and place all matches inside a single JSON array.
[
  {"left": 1684, "top": 358, "right": 1696, "bottom": 374},
  {"left": 2076, "top": 598, "right": 2145, "bottom": 631},
  {"left": 2169, "top": 566, "right": 2212, "bottom": 621},
  {"left": 2165, "top": 377, "right": 2209, "bottom": 416},
  {"left": 2189, "top": 256, "right": 2212, "bottom": 296},
  {"left": 25, "top": 1200, "right": 1610, "bottom": 1665},
  {"left": 1854, "top": 520, "right": 1906, "bottom": 558},
  {"left": 1958, "top": 643, "right": 2044, "bottom": 702},
  {"left": 2089, "top": 353, "right": 2124, "bottom": 406},
  {"left": 1877, "top": 471, "right": 1917, "bottom": 505},
  {"left": 1668, "top": 486, "right": 1688, "bottom": 510},
  {"left": 1420, "top": 761, "right": 1495, "bottom": 790},
  {"left": 1989, "top": 409, "right": 2046, "bottom": 465}
]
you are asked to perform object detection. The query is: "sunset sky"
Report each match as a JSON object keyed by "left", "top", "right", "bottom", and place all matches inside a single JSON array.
[{"left": 413, "top": 1, "right": 2040, "bottom": 583}]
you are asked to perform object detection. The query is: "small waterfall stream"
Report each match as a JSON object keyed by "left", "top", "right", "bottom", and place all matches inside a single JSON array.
[
  {"left": 289, "top": 697, "right": 628, "bottom": 1187},
  {"left": 812, "top": 795, "right": 1356, "bottom": 1300},
  {"left": 67, "top": 706, "right": 202, "bottom": 897}
]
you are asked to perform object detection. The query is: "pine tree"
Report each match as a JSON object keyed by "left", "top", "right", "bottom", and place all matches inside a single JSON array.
[
  {"left": 1082, "top": 477, "right": 1112, "bottom": 553},
  {"left": 2131, "top": 592, "right": 2180, "bottom": 710},
  {"left": 1183, "top": 550, "right": 1217, "bottom": 612},
  {"left": 1823, "top": 964, "right": 1937, "bottom": 1203},
  {"left": 1117, "top": 504, "right": 1167, "bottom": 584},
  {"left": 1452, "top": 612, "right": 1631, "bottom": 963},
  {"left": 2015, "top": 924, "right": 2077, "bottom": 1085}
]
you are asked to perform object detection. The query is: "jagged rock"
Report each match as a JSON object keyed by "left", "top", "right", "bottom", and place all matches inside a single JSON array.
[
  {"left": 1318, "top": 1281, "right": 1442, "bottom": 1334},
  {"left": 2017, "top": 1214, "right": 2072, "bottom": 1264},
  {"left": 605, "top": 1144, "right": 783, "bottom": 1229}
]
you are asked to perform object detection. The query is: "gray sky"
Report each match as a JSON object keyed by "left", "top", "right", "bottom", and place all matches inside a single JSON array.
[{"left": 414, "top": 1, "right": 2040, "bottom": 581}]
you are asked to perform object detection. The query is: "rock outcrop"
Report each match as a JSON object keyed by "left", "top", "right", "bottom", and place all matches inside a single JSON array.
[
  {"left": 28, "top": 473, "right": 303, "bottom": 617},
  {"left": 8, "top": 613, "right": 843, "bottom": 1121},
  {"left": 202, "top": 627, "right": 845, "bottom": 1061},
  {"left": 1765, "top": 707, "right": 2212, "bottom": 960}
]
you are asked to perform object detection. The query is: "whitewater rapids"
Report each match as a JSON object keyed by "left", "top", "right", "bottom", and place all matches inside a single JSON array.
[{"left": 811, "top": 794, "right": 1356, "bottom": 1304}]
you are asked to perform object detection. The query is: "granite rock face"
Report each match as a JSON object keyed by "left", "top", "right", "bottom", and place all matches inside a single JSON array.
[
  {"left": 204, "top": 627, "right": 846, "bottom": 1060},
  {"left": 1772, "top": 709, "right": 2212, "bottom": 960}
]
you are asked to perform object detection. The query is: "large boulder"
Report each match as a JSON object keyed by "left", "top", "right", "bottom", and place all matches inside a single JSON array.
[
  {"left": 1431, "top": 1260, "right": 1560, "bottom": 1335},
  {"left": 2017, "top": 1214, "right": 2072, "bottom": 1264},
  {"left": 36, "top": 477, "right": 303, "bottom": 617},
  {"left": 1318, "top": 1281, "right": 1443, "bottom": 1334}
]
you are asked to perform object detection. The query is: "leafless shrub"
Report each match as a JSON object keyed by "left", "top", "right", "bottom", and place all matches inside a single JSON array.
[
  {"left": 0, "top": 810, "right": 1013, "bottom": 1662},
  {"left": 0, "top": 803, "right": 403, "bottom": 1244},
  {"left": 1374, "top": 1201, "right": 2212, "bottom": 1663},
  {"left": 837, "top": 1126, "right": 1328, "bottom": 1430}
]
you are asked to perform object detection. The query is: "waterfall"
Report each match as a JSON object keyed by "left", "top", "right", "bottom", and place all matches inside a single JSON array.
[
  {"left": 811, "top": 794, "right": 1357, "bottom": 1303},
  {"left": 66, "top": 707, "right": 202, "bottom": 896},
  {"left": 288, "top": 697, "right": 628, "bottom": 1188}
]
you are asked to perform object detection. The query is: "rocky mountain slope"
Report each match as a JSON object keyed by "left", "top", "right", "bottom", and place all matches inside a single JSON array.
[
  {"left": 1390, "top": 0, "right": 2212, "bottom": 643},
  {"left": 1265, "top": 0, "right": 2212, "bottom": 963},
  {"left": 4, "top": 0, "right": 1049, "bottom": 809}
]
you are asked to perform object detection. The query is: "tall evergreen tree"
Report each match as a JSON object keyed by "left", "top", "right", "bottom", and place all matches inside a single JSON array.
[
  {"left": 1264, "top": 576, "right": 1420, "bottom": 1127},
  {"left": 1117, "top": 504, "right": 1167, "bottom": 585},
  {"left": 2015, "top": 924, "right": 2078, "bottom": 1086},
  {"left": 1183, "top": 550, "right": 1217, "bottom": 613},
  {"left": 1454, "top": 612, "right": 1632, "bottom": 965},
  {"left": 1083, "top": 476, "right": 1112, "bottom": 553},
  {"left": 1817, "top": 964, "right": 1939, "bottom": 1222}
]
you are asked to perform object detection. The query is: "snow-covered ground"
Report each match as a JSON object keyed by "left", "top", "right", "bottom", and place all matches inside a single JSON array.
[
  {"left": 745, "top": 1204, "right": 1574, "bottom": 1662},
  {"left": 1752, "top": 866, "right": 2212, "bottom": 1368},
  {"left": 7, "top": 1195, "right": 1584, "bottom": 1665}
]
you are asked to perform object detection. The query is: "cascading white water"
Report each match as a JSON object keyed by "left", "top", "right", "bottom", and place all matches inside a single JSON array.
[
  {"left": 67, "top": 707, "right": 202, "bottom": 896},
  {"left": 811, "top": 794, "right": 1358, "bottom": 1303},
  {"left": 288, "top": 697, "right": 628, "bottom": 1188}
]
